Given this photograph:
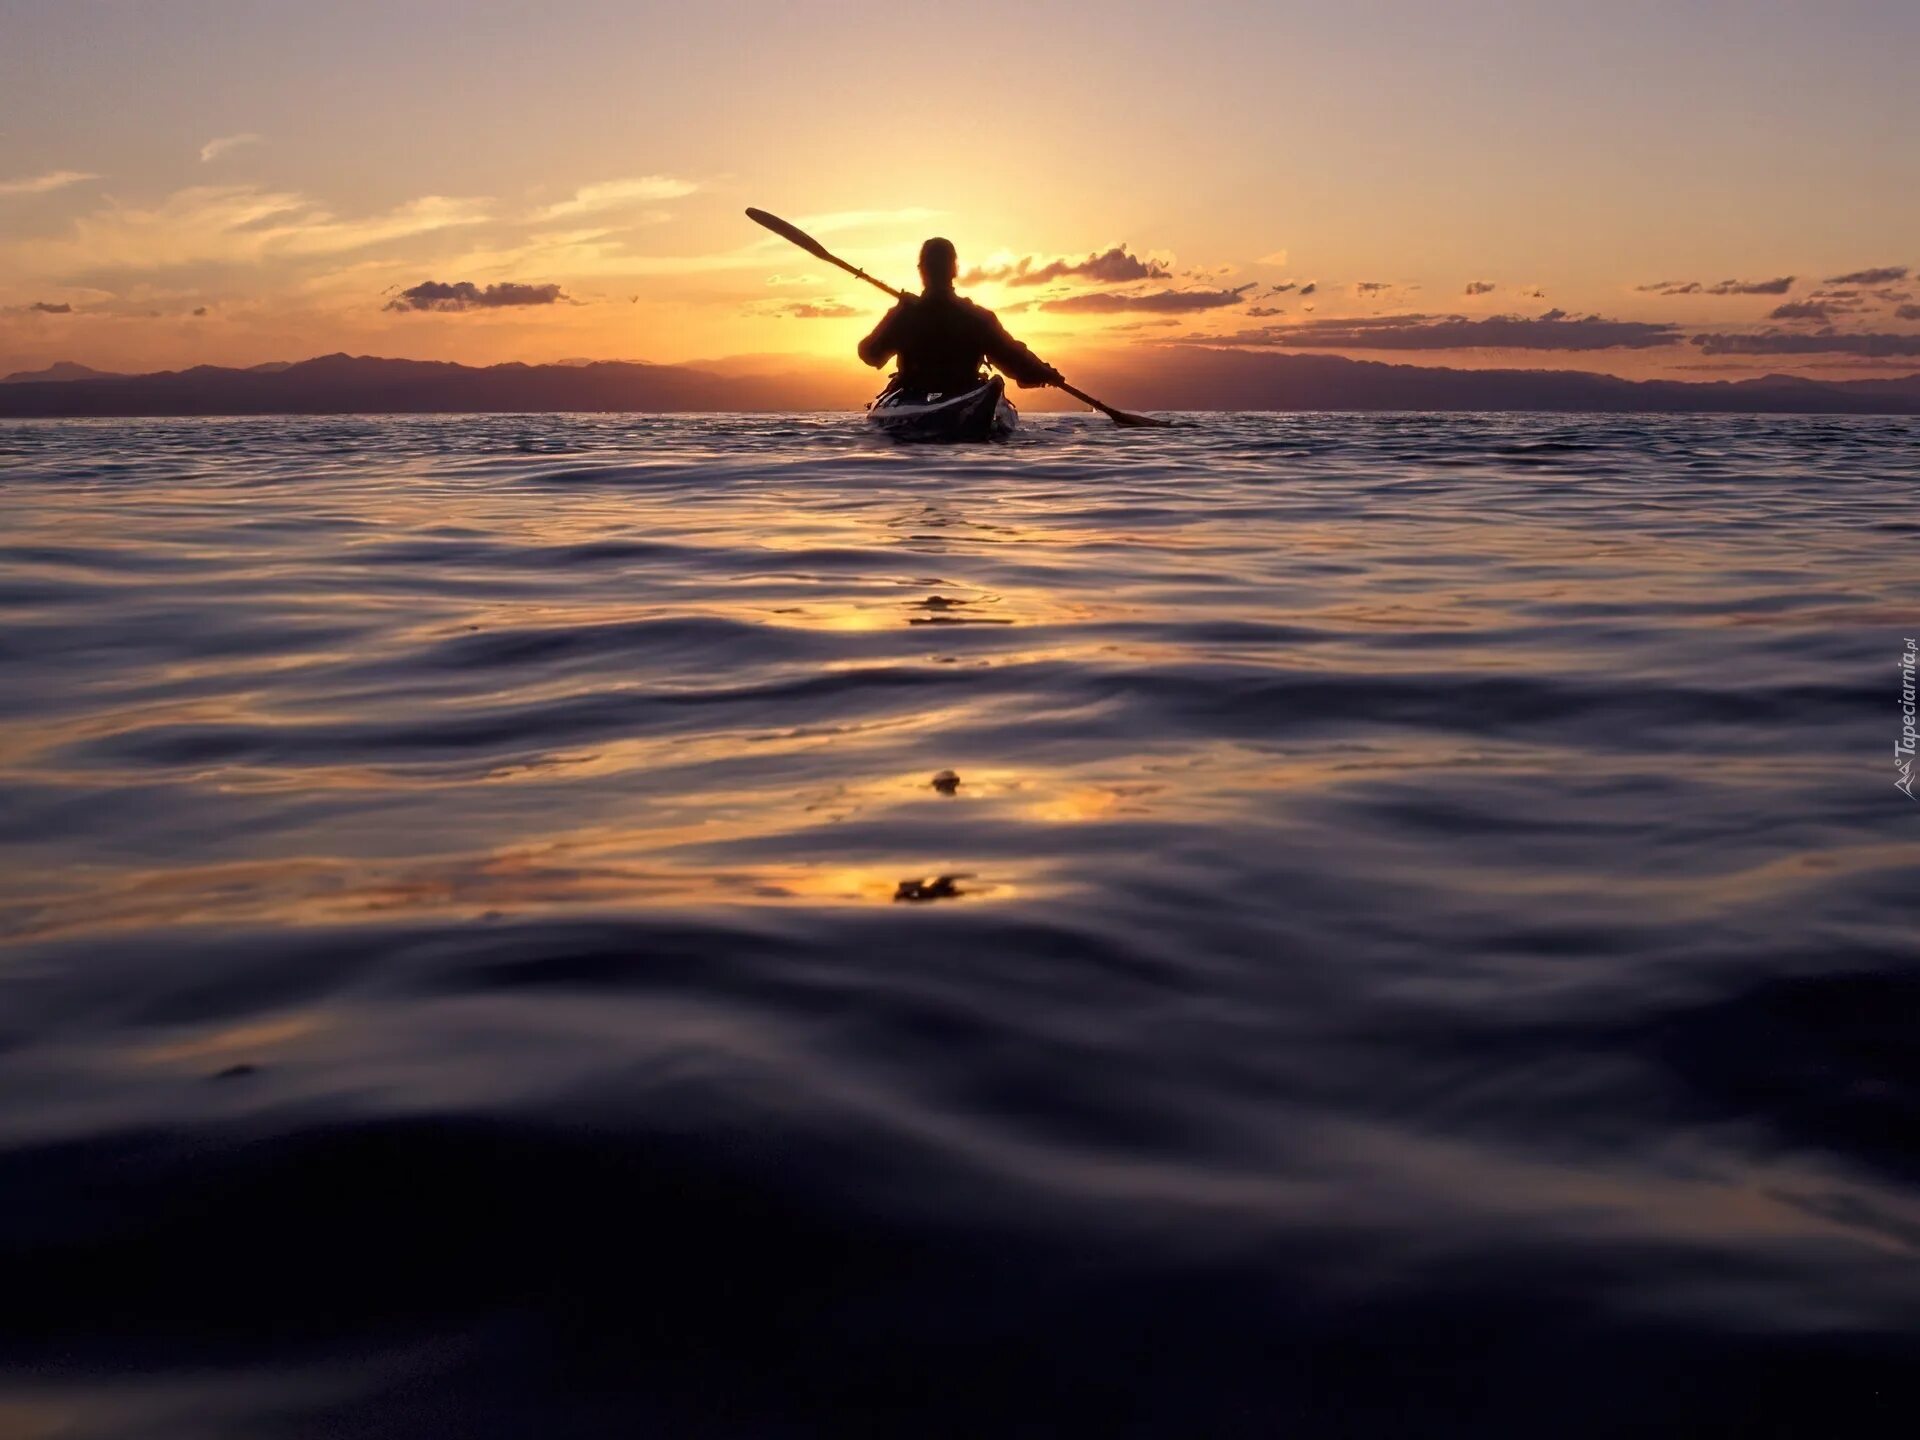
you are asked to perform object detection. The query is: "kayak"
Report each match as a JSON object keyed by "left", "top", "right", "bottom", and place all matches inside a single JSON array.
[{"left": 867, "top": 374, "right": 1016, "bottom": 442}]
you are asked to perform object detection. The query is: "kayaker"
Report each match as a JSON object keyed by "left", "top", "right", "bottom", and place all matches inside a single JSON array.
[{"left": 858, "top": 238, "right": 1064, "bottom": 395}]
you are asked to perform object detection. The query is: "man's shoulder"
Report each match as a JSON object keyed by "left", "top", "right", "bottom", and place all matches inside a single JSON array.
[{"left": 952, "top": 295, "right": 1000, "bottom": 325}]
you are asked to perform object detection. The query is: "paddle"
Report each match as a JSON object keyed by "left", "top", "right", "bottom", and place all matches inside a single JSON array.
[{"left": 746, "top": 207, "right": 1177, "bottom": 429}]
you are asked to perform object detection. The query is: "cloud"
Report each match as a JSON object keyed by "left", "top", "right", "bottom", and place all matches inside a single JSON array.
[
  {"left": 1202, "top": 310, "right": 1681, "bottom": 351},
  {"left": 1898, "top": 304, "right": 1920, "bottom": 322},
  {"left": 1690, "top": 328, "right": 1920, "bottom": 357},
  {"left": 1796, "top": 356, "right": 1920, "bottom": 373},
  {"left": 1708, "top": 276, "right": 1793, "bottom": 295},
  {"left": 1789, "top": 289, "right": 1870, "bottom": 317},
  {"left": 1354, "top": 281, "right": 1393, "bottom": 296},
  {"left": 1035, "top": 247, "right": 1171, "bottom": 286},
  {"left": 2, "top": 185, "right": 493, "bottom": 274},
  {"left": 1520, "top": 286, "right": 1546, "bottom": 299},
  {"left": 385, "top": 279, "right": 568, "bottom": 312},
  {"left": 534, "top": 176, "right": 699, "bottom": 221},
  {"left": 1245, "top": 305, "right": 1287, "bottom": 317},
  {"left": 1297, "top": 283, "right": 1317, "bottom": 297},
  {"left": 192, "top": 305, "right": 208, "bottom": 316},
  {"left": 1464, "top": 281, "right": 1496, "bottom": 296},
  {"left": 0, "top": 169, "right": 98, "bottom": 197},
  {"left": 199, "top": 133, "right": 263, "bottom": 163},
  {"left": 1872, "top": 289, "right": 1912, "bottom": 303},
  {"left": 963, "top": 246, "right": 1170, "bottom": 288},
  {"left": 1256, "top": 250, "right": 1288, "bottom": 267},
  {"left": 435, "top": 225, "right": 765, "bottom": 281},
  {"left": 1638, "top": 276, "right": 1796, "bottom": 296},
  {"left": 776, "top": 300, "right": 858, "bottom": 319},
  {"left": 1038, "top": 284, "right": 1253, "bottom": 314},
  {"left": 1768, "top": 300, "right": 1841, "bottom": 322},
  {"left": 1266, "top": 282, "right": 1299, "bottom": 295},
  {"left": 1824, "top": 265, "right": 1908, "bottom": 285},
  {"left": 29, "top": 300, "right": 73, "bottom": 314}
]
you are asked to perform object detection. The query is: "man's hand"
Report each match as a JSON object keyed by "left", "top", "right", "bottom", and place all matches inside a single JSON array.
[{"left": 1013, "top": 364, "right": 1065, "bottom": 390}]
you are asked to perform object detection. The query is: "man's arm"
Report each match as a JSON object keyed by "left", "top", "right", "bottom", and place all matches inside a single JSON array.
[
  {"left": 980, "top": 312, "right": 1063, "bottom": 389},
  {"left": 858, "top": 303, "right": 906, "bottom": 369}
]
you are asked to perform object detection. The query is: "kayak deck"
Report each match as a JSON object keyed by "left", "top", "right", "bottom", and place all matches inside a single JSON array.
[{"left": 867, "top": 374, "right": 1016, "bottom": 442}]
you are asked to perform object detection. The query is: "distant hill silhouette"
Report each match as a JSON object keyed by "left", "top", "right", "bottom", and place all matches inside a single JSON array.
[
  {"left": 1, "top": 360, "right": 127, "bottom": 384},
  {"left": 1, "top": 349, "right": 1916, "bottom": 417},
  {"left": 0, "top": 353, "right": 866, "bottom": 417},
  {"left": 1065, "top": 347, "right": 1920, "bottom": 415}
]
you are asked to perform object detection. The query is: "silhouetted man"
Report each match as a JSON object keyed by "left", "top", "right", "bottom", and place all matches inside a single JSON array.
[{"left": 859, "top": 238, "right": 1063, "bottom": 395}]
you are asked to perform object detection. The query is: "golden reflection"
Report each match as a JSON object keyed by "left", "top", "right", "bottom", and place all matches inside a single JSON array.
[
  {"left": 0, "top": 695, "right": 289, "bottom": 769},
  {"left": 0, "top": 739, "right": 1490, "bottom": 941},
  {"left": 1029, "top": 787, "right": 1124, "bottom": 823},
  {"left": 752, "top": 583, "right": 1097, "bottom": 633},
  {"left": 9, "top": 718, "right": 1908, "bottom": 944},
  {"left": 138, "top": 1012, "right": 325, "bottom": 1066},
  {"left": 0, "top": 738, "right": 1347, "bottom": 941},
  {"left": 0, "top": 848, "right": 1036, "bottom": 942},
  {"left": 810, "top": 607, "right": 896, "bottom": 633}
]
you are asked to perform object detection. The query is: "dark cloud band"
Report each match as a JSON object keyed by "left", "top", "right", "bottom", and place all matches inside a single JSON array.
[
  {"left": 1768, "top": 300, "right": 1844, "bottom": 322},
  {"left": 1203, "top": 310, "right": 1680, "bottom": 351},
  {"left": 778, "top": 301, "right": 857, "bottom": 319},
  {"left": 1691, "top": 329, "right": 1920, "bottom": 357},
  {"left": 386, "top": 280, "right": 568, "bottom": 312},
  {"left": 1039, "top": 285, "right": 1252, "bottom": 314},
  {"left": 963, "top": 247, "right": 1170, "bottom": 288},
  {"left": 1823, "top": 265, "right": 1909, "bottom": 286},
  {"left": 1637, "top": 277, "right": 1794, "bottom": 296}
]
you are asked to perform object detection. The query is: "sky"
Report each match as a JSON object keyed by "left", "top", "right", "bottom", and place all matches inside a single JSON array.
[{"left": 2, "top": 0, "right": 1917, "bottom": 384}]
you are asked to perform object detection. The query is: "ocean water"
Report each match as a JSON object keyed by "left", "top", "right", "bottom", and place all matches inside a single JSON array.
[{"left": 1, "top": 411, "right": 1916, "bottom": 1437}]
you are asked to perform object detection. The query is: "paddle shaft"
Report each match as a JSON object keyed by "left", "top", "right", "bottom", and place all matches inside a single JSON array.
[
  {"left": 825, "top": 253, "right": 907, "bottom": 303},
  {"left": 1056, "top": 381, "right": 1137, "bottom": 425},
  {"left": 745, "top": 207, "right": 1173, "bottom": 427}
]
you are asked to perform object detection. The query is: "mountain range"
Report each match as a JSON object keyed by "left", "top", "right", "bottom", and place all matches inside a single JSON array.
[{"left": 3, "top": 350, "right": 1918, "bottom": 416}]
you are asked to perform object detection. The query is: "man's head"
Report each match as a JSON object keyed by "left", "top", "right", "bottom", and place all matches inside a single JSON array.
[{"left": 919, "top": 236, "right": 958, "bottom": 292}]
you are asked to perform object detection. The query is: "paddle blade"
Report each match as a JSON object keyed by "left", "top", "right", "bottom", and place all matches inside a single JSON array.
[
  {"left": 1106, "top": 408, "right": 1177, "bottom": 428},
  {"left": 1057, "top": 380, "right": 1180, "bottom": 428},
  {"left": 745, "top": 207, "right": 833, "bottom": 263}
]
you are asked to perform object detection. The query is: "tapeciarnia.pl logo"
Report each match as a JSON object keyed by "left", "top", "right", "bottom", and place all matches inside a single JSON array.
[{"left": 1899, "top": 637, "right": 1917, "bottom": 801}]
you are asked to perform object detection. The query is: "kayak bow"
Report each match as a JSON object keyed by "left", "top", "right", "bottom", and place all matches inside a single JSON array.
[{"left": 867, "top": 374, "right": 1016, "bottom": 442}]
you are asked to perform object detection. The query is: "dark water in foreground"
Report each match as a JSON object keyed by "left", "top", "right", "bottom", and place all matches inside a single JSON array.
[{"left": 1, "top": 412, "right": 1917, "bottom": 1437}]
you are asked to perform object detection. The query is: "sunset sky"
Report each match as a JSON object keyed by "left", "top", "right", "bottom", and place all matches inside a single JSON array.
[{"left": 3, "top": 0, "right": 1917, "bottom": 384}]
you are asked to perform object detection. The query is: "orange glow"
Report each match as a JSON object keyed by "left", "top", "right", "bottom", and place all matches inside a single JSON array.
[
  {"left": 4, "top": 4, "right": 1914, "bottom": 386},
  {"left": 139, "top": 1013, "right": 326, "bottom": 1066}
]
